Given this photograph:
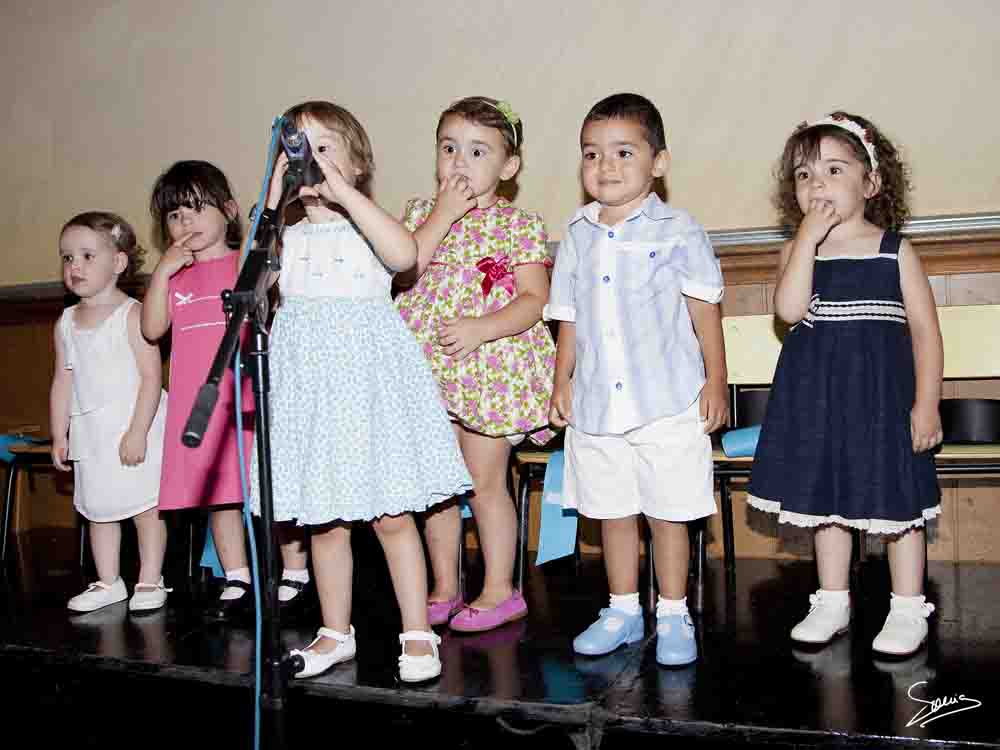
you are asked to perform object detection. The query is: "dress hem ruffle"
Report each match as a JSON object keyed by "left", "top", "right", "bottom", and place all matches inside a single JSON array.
[{"left": 747, "top": 494, "right": 941, "bottom": 535}]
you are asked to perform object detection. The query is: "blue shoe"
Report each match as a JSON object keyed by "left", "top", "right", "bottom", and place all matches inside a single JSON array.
[
  {"left": 573, "top": 608, "right": 644, "bottom": 656},
  {"left": 655, "top": 613, "right": 697, "bottom": 666}
]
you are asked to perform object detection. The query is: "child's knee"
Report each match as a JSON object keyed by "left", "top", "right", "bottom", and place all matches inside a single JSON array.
[{"left": 372, "top": 513, "right": 413, "bottom": 538}]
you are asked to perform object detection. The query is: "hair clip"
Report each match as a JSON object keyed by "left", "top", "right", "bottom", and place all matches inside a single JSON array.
[
  {"left": 801, "top": 113, "right": 879, "bottom": 171},
  {"left": 109, "top": 224, "right": 123, "bottom": 242},
  {"left": 485, "top": 100, "right": 520, "bottom": 147}
]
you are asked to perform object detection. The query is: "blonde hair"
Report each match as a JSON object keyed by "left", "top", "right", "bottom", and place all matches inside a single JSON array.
[
  {"left": 61, "top": 211, "right": 145, "bottom": 280},
  {"left": 283, "top": 100, "right": 375, "bottom": 197}
]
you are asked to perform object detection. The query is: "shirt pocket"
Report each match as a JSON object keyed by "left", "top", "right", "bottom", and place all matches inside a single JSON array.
[{"left": 617, "top": 240, "right": 681, "bottom": 298}]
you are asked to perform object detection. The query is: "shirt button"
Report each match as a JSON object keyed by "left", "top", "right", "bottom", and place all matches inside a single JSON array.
[
  {"left": 649, "top": 251, "right": 656, "bottom": 258},
  {"left": 615, "top": 382, "right": 623, "bottom": 391},
  {"left": 607, "top": 231, "right": 614, "bottom": 239},
  {"left": 602, "top": 275, "right": 611, "bottom": 283}
]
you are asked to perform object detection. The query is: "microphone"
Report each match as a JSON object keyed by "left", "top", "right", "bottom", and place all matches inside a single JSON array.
[{"left": 279, "top": 118, "right": 324, "bottom": 189}]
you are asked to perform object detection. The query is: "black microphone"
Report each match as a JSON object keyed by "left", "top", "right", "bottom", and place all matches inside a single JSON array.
[
  {"left": 182, "top": 383, "right": 219, "bottom": 447},
  {"left": 279, "top": 118, "right": 324, "bottom": 189}
]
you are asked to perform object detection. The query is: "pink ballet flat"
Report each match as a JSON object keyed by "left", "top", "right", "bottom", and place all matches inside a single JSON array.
[
  {"left": 448, "top": 591, "right": 528, "bottom": 633},
  {"left": 427, "top": 596, "right": 464, "bottom": 626}
]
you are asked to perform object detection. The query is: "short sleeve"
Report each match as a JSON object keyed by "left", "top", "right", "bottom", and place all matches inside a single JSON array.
[
  {"left": 679, "top": 226, "right": 724, "bottom": 304},
  {"left": 543, "top": 230, "right": 578, "bottom": 322},
  {"left": 510, "top": 210, "right": 552, "bottom": 267},
  {"left": 402, "top": 198, "right": 434, "bottom": 232},
  {"left": 57, "top": 311, "right": 74, "bottom": 369}
]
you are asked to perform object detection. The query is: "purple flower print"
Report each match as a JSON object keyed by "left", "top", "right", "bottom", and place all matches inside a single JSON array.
[
  {"left": 461, "top": 376, "right": 477, "bottom": 388},
  {"left": 492, "top": 381, "right": 510, "bottom": 395},
  {"left": 501, "top": 206, "right": 515, "bottom": 216},
  {"left": 487, "top": 356, "right": 501, "bottom": 369},
  {"left": 488, "top": 411, "right": 503, "bottom": 424},
  {"left": 491, "top": 227, "right": 508, "bottom": 241},
  {"left": 446, "top": 381, "right": 459, "bottom": 393},
  {"left": 471, "top": 230, "right": 484, "bottom": 244},
  {"left": 515, "top": 418, "right": 533, "bottom": 432},
  {"left": 519, "top": 236, "right": 536, "bottom": 251}
]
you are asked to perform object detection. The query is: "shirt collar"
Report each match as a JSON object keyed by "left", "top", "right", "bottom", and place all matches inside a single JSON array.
[{"left": 569, "top": 192, "right": 678, "bottom": 228}]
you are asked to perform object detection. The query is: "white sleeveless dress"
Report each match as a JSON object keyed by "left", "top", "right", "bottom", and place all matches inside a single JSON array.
[{"left": 60, "top": 298, "right": 168, "bottom": 521}]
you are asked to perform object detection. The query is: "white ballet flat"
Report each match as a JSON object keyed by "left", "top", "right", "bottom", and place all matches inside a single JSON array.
[
  {"left": 398, "top": 630, "right": 442, "bottom": 683},
  {"left": 290, "top": 625, "right": 356, "bottom": 679}
]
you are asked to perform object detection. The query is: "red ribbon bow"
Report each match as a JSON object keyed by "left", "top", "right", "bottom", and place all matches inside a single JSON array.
[{"left": 476, "top": 255, "right": 515, "bottom": 296}]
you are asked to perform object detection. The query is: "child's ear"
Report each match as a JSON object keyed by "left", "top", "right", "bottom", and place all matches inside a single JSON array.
[
  {"left": 500, "top": 154, "right": 521, "bottom": 182},
  {"left": 864, "top": 169, "right": 882, "bottom": 199},
  {"left": 114, "top": 250, "right": 128, "bottom": 275},
  {"left": 652, "top": 149, "right": 671, "bottom": 179}
]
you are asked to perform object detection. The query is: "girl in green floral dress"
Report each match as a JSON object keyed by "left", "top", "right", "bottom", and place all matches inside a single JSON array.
[{"left": 395, "top": 96, "right": 556, "bottom": 633}]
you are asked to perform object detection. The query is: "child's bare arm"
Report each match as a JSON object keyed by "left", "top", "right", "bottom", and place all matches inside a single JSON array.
[
  {"left": 899, "top": 239, "right": 943, "bottom": 452},
  {"left": 121, "top": 303, "right": 164, "bottom": 466},
  {"left": 686, "top": 297, "right": 730, "bottom": 433},
  {"left": 49, "top": 322, "right": 72, "bottom": 471},
  {"left": 438, "top": 263, "right": 549, "bottom": 361},
  {"left": 549, "top": 321, "right": 576, "bottom": 428}
]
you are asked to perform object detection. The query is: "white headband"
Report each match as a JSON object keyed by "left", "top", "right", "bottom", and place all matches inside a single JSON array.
[{"left": 802, "top": 114, "right": 879, "bottom": 171}]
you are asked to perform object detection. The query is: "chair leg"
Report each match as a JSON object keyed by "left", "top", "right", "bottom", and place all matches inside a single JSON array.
[
  {"left": 691, "top": 521, "right": 705, "bottom": 614},
  {"left": 514, "top": 466, "right": 532, "bottom": 594},
  {"left": 644, "top": 519, "right": 657, "bottom": 613},
  {"left": 719, "top": 477, "right": 736, "bottom": 576},
  {"left": 1, "top": 457, "right": 22, "bottom": 566}
]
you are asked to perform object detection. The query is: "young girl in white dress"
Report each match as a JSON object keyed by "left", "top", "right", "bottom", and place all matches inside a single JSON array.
[{"left": 51, "top": 212, "right": 169, "bottom": 613}]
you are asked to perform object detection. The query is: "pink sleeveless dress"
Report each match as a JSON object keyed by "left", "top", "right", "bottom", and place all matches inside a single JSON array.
[{"left": 158, "top": 254, "right": 254, "bottom": 510}]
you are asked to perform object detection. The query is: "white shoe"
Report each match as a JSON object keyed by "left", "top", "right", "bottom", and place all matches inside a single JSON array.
[
  {"left": 398, "top": 630, "right": 442, "bottom": 683},
  {"left": 872, "top": 595, "right": 935, "bottom": 656},
  {"left": 790, "top": 590, "right": 851, "bottom": 645},
  {"left": 291, "top": 626, "right": 356, "bottom": 679},
  {"left": 68, "top": 578, "right": 128, "bottom": 612},
  {"left": 129, "top": 578, "right": 172, "bottom": 612}
]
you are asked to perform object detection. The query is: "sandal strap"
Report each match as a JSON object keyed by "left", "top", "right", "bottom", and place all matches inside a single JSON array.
[
  {"left": 134, "top": 578, "right": 173, "bottom": 593},
  {"left": 316, "top": 625, "right": 354, "bottom": 643},
  {"left": 399, "top": 630, "right": 441, "bottom": 657},
  {"left": 279, "top": 579, "right": 307, "bottom": 592},
  {"left": 222, "top": 579, "right": 253, "bottom": 593}
]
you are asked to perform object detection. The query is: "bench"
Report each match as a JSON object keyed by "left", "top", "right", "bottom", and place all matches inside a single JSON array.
[{"left": 513, "top": 304, "right": 1000, "bottom": 587}]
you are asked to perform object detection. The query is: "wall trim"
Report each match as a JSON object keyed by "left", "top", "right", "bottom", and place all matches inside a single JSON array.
[{"left": 2, "top": 213, "right": 999, "bottom": 302}]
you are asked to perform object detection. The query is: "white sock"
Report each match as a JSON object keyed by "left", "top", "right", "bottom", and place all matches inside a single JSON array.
[
  {"left": 655, "top": 596, "right": 689, "bottom": 618},
  {"left": 609, "top": 592, "right": 641, "bottom": 616},
  {"left": 889, "top": 592, "right": 925, "bottom": 607},
  {"left": 279, "top": 568, "right": 310, "bottom": 603},
  {"left": 220, "top": 567, "right": 251, "bottom": 601}
]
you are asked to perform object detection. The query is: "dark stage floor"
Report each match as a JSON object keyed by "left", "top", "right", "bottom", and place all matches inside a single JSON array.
[{"left": 1, "top": 527, "right": 998, "bottom": 749}]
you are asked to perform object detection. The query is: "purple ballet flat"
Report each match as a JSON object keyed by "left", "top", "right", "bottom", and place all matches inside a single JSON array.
[
  {"left": 449, "top": 591, "right": 528, "bottom": 633},
  {"left": 428, "top": 596, "right": 464, "bottom": 626}
]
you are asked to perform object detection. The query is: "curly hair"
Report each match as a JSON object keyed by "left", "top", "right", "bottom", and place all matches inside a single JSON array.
[
  {"left": 60, "top": 211, "right": 146, "bottom": 281},
  {"left": 773, "top": 111, "right": 910, "bottom": 231},
  {"left": 436, "top": 96, "right": 522, "bottom": 157}
]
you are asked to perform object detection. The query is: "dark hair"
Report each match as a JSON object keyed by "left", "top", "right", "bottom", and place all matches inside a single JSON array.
[
  {"left": 436, "top": 96, "right": 522, "bottom": 156},
  {"left": 282, "top": 100, "right": 375, "bottom": 198},
  {"left": 774, "top": 111, "right": 910, "bottom": 231},
  {"left": 581, "top": 93, "right": 667, "bottom": 154},
  {"left": 60, "top": 211, "right": 145, "bottom": 281},
  {"left": 149, "top": 160, "right": 243, "bottom": 250}
]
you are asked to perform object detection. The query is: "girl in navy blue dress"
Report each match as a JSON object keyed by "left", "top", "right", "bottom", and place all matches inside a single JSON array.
[{"left": 748, "top": 112, "right": 943, "bottom": 658}]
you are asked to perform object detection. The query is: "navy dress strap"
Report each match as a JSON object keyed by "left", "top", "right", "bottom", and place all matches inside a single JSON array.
[{"left": 878, "top": 230, "right": 902, "bottom": 255}]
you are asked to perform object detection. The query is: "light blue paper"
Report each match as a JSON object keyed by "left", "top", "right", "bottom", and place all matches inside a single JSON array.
[
  {"left": 200, "top": 527, "right": 225, "bottom": 578},
  {"left": 535, "top": 450, "right": 578, "bottom": 565},
  {"left": 721, "top": 425, "right": 762, "bottom": 457},
  {"left": 460, "top": 494, "right": 473, "bottom": 519}
]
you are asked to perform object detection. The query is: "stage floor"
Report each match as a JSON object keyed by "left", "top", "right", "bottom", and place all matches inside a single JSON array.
[{"left": 1, "top": 529, "right": 998, "bottom": 749}]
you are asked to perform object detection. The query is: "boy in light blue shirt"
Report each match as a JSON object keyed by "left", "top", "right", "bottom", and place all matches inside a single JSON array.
[{"left": 546, "top": 93, "right": 729, "bottom": 666}]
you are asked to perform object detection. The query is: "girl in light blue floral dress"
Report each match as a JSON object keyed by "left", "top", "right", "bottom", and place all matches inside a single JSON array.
[{"left": 251, "top": 101, "right": 471, "bottom": 683}]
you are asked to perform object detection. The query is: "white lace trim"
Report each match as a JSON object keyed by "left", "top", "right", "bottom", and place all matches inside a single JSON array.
[{"left": 747, "top": 494, "right": 941, "bottom": 535}]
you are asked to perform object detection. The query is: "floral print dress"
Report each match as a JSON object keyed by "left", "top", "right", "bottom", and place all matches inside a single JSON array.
[{"left": 395, "top": 198, "right": 556, "bottom": 444}]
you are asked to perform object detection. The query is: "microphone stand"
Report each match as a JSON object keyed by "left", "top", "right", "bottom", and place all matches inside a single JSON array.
[{"left": 182, "top": 175, "right": 303, "bottom": 750}]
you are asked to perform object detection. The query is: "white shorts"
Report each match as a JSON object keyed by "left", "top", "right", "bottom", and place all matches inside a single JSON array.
[{"left": 563, "top": 399, "right": 716, "bottom": 521}]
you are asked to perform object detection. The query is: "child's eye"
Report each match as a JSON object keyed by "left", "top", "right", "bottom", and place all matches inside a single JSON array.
[
  {"left": 317, "top": 145, "right": 328, "bottom": 154},
  {"left": 794, "top": 170, "right": 809, "bottom": 181},
  {"left": 84, "top": 253, "right": 95, "bottom": 261},
  {"left": 830, "top": 166, "right": 842, "bottom": 175},
  {"left": 61, "top": 255, "right": 72, "bottom": 264},
  {"left": 472, "top": 147, "right": 485, "bottom": 158},
  {"left": 583, "top": 151, "right": 598, "bottom": 161},
  {"left": 618, "top": 149, "right": 633, "bottom": 159},
  {"left": 167, "top": 211, "right": 180, "bottom": 221},
  {"left": 442, "top": 144, "right": 456, "bottom": 155}
]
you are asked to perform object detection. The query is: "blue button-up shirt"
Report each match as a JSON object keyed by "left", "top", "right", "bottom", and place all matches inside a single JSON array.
[{"left": 544, "top": 193, "right": 724, "bottom": 435}]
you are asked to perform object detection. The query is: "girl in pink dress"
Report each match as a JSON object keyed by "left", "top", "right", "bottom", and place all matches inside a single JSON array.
[
  {"left": 395, "top": 97, "right": 556, "bottom": 632},
  {"left": 143, "top": 161, "right": 306, "bottom": 619}
]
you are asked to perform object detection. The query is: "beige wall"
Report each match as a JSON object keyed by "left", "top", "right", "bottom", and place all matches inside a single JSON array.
[{"left": 2, "top": 0, "right": 999, "bottom": 285}]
